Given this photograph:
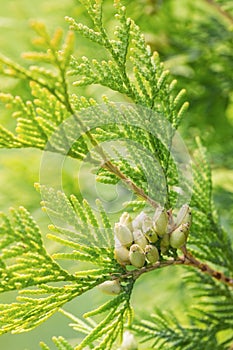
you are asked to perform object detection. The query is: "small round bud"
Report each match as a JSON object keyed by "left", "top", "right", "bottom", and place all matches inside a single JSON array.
[
  {"left": 153, "top": 207, "right": 168, "bottom": 237},
  {"left": 176, "top": 204, "right": 192, "bottom": 227},
  {"left": 119, "top": 331, "right": 138, "bottom": 350},
  {"left": 180, "top": 222, "right": 190, "bottom": 238},
  {"left": 133, "top": 229, "right": 148, "bottom": 249},
  {"left": 119, "top": 212, "right": 133, "bottom": 231},
  {"left": 114, "top": 223, "right": 133, "bottom": 247},
  {"left": 114, "top": 245, "right": 130, "bottom": 266},
  {"left": 129, "top": 244, "right": 145, "bottom": 268},
  {"left": 170, "top": 226, "right": 186, "bottom": 249},
  {"left": 160, "top": 233, "right": 170, "bottom": 254},
  {"left": 145, "top": 244, "right": 159, "bottom": 264},
  {"left": 132, "top": 211, "right": 147, "bottom": 230},
  {"left": 145, "top": 229, "right": 158, "bottom": 243},
  {"left": 141, "top": 215, "right": 153, "bottom": 234},
  {"left": 98, "top": 279, "right": 121, "bottom": 295}
]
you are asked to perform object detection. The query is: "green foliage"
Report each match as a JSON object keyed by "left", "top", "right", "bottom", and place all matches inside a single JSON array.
[
  {"left": 133, "top": 272, "right": 233, "bottom": 349},
  {"left": 0, "top": 182, "right": 134, "bottom": 347},
  {"left": 0, "top": 0, "right": 189, "bottom": 211},
  {"left": 0, "top": 0, "right": 232, "bottom": 349},
  {"left": 188, "top": 138, "right": 233, "bottom": 271},
  {"left": 40, "top": 336, "right": 74, "bottom": 350},
  {"left": 136, "top": 0, "right": 233, "bottom": 166},
  {"left": 0, "top": 206, "right": 68, "bottom": 294},
  {"left": 210, "top": 0, "right": 233, "bottom": 16},
  {"left": 0, "top": 13, "right": 187, "bottom": 211}
]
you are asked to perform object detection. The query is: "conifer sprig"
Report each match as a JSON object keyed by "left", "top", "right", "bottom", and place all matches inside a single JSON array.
[
  {"left": 0, "top": 206, "right": 70, "bottom": 294},
  {"left": 0, "top": 188, "right": 133, "bottom": 339},
  {"left": 0, "top": 1, "right": 232, "bottom": 349},
  {"left": 133, "top": 307, "right": 232, "bottom": 350},
  {"left": 0, "top": 0, "right": 189, "bottom": 209},
  {"left": 186, "top": 139, "right": 233, "bottom": 273},
  {"left": 66, "top": 0, "right": 188, "bottom": 125},
  {"left": 133, "top": 270, "right": 233, "bottom": 349}
]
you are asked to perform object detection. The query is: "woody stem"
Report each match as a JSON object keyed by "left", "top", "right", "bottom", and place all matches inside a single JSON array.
[
  {"left": 181, "top": 247, "right": 233, "bottom": 287},
  {"left": 118, "top": 248, "right": 233, "bottom": 288}
]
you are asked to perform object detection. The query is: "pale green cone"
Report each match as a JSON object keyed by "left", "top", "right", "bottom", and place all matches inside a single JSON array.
[
  {"left": 132, "top": 211, "right": 147, "bottom": 230},
  {"left": 119, "top": 211, "right": 133, "bottom": 231},
  {"left": 114, "top": 223, "right": 133, "bottom": 247},
  {"left": 98, "top": 279, "right": 121, "bottom": 295},
  {"left": 133, "top": 229, "right": 148, "bottom": 249},
  {"left": 129, "top": 244, "right": 145, "bottom": 268},
  {"left": 145, "top": 229, "right": 158, "bottom": 243},
  {"left": 118, "top": 331, "right": 138, "bottom": 350},
  {"left": 179, "top": 222, "right": 190, "bottom": 238},
  {"left": 176, "top": 204, "right": 192, "bottom": 227},
  {"left": 153, "top": 207, "right": 168, "bottom": 237},
  {"left": 160, "top": 233, "right": 170, "bottom": 254},
  {"left": 170, "top": 225, "right": 187, "bottom": 249},
  {"left": 145, "top": 244, "right": 159, "bottom": 264},
  {"left": 114, "top": 245, "right": 130, "bottom": 265},
  {"left": 141, "top": 215, "right": 153, "bottom": 234}
]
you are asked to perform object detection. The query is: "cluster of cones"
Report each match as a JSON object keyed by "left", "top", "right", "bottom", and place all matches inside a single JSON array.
[{"left": 114, "top": 204, "right": 192, "bottom": 269}]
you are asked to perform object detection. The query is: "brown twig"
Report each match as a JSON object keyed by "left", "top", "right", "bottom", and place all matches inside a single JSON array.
[
  {"left": 116, "top": 248, "right": 233, "bottom": 288},
  {"left": 102, "top": 160, "right": 159, "bottom": 208},
  {"left": 9, "top": 55, "right": 160, "bottom": 210},
  {"left": 181, "top": 247, "right": 233, "bottom": 287},
  {"left": 118, "top": 258, "right": 185, "bottom": 280}
]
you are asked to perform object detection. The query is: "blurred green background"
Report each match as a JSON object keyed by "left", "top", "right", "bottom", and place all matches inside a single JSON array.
[{"left": 0, "top": 0, "right": 232, "bottom": 349}]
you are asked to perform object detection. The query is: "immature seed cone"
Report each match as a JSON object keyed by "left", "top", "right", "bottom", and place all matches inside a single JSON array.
[
  {"left": 170, "top": 226, "right": 186, "bottom": 249},
  {"left": 119, "top": 331, "right": 138, "bottom": 350},
  {"left": 141, "top": 215, "right": 153, "bottom": 234},
  {"left": 145, "top": 244, "right": 159, "bottom": 264},
  {"left": 98, "top": 279, "right": 121, "bottom": 295},
  {"left": 133, "top": 229, "right": 148, "bottom": 249},
  {"left": 132, "top": 211, "right": 147, "bottom": 230},
  {"left": 153, "top": 207, "right": 168, "bottom": 237},
  {"left": 114, "top": 223, "right": 133, "bottom": 247},
  {"left": 176, "top": 204, "right": 192, "bottom": 227},
  {"left": 114, "top": 245, "right": 130, "bottom": 266},
  {"left": 145, "top": 229, "right": 158, "bottom": 243},
  {"left": 119, "top": 212, "right": 133, "bottom": 231},
  {"left": 129, "top": 244, "right": 145, "bottom": 268},
  {"left": 180, "top": 222, "right": 190, "bottom": 238},
  {"left": 160, "top": 233, "right": 170, "bottom": 254}
]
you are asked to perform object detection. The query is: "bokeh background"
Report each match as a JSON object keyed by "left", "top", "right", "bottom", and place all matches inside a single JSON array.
[{"left": 0, "top": 0, "right": 232, "bottom": 349}]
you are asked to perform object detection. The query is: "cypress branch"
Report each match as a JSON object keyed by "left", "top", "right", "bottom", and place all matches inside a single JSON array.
[{"left": 0, "top": 1, "right": 232, "bottom": 349}]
